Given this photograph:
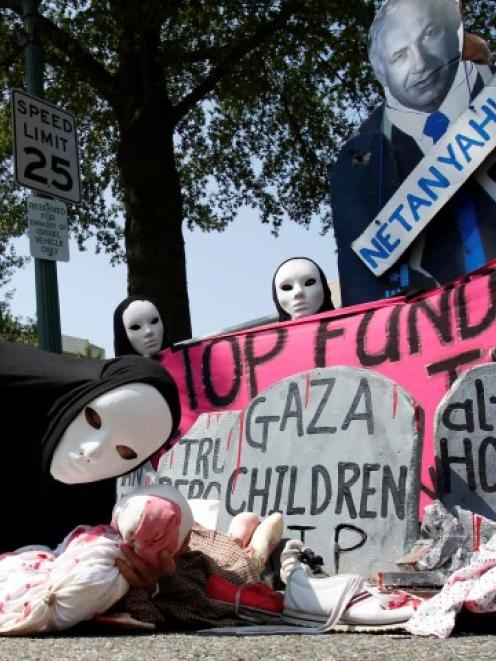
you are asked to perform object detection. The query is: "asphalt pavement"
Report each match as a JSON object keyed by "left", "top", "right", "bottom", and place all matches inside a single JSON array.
[{"left": 2, "top": 629, "right": 496, "bottom": 660}]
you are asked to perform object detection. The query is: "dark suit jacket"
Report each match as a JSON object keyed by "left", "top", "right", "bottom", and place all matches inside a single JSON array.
[{"left": 330, "top": 75, "right": 496, "bottom": 307}]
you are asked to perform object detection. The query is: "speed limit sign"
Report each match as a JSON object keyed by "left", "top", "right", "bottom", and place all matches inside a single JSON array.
[{"left": 11, "top": 89, "right": 81, "bottom": 204}]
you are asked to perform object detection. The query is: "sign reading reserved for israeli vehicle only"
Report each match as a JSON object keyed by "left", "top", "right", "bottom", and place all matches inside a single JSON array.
[{"left": 27, "top": 195, "right": 69, "bottom": 262}]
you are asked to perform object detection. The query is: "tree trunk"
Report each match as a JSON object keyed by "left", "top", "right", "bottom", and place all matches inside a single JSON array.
[{"left": 116, "top": 99, "right": 192, "bottom": 344}]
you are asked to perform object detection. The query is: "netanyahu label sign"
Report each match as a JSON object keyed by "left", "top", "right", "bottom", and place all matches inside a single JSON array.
[{"left": 352, "top": 77, "right": 496, "bottom": 277}]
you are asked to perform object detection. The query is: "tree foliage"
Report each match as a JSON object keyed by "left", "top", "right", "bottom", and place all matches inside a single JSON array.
[
  {"left": 0, "top": 0, "right": 493, "bottom": 341},
  {"left": 0, "top": 295, "right": 37, "bottom": 344}
]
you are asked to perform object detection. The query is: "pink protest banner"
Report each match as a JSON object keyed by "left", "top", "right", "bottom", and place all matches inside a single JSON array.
[{"left": 161, "top": 260, "right": 496, "bottom": 508}]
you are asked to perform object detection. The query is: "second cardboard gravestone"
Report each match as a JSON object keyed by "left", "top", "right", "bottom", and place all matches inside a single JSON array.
[
  {"left": 435, "top": 363, "right": 496, "bottom": 519},
  {"left": 159, "top": 366, "right": 422, "bottom": 577}
]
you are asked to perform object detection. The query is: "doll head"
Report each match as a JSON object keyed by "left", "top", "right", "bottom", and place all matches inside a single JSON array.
[{"left": 112, "top": 484, "right": 194, "bottom": 568}]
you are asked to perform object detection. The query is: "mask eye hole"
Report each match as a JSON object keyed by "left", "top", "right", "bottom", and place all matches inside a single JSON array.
[
  {"left": 129, "top": 323, "right": 141, "bottom": 331},
  {"left": 281, "top": 284, "right": 292, "bottom": 291},
  {"left": 85, "top": 406, "right": 101, "bottom": 430},
  {"left": 116, "top": 445, "right": 138, "bottom": 460},
  {"left": 151, "top": 316, "right": 160, "bottom": 325},
  {"left": 305, "top": 278, "right": 316, "bottom": 286}
]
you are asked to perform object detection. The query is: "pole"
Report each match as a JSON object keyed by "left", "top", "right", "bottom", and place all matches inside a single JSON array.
[{"left": 22, "top": 0, "right": 62, "bottom": 353}]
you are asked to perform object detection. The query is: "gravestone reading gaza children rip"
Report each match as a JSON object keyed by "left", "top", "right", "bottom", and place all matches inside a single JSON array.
[
  {"left": 158, "top": 366, "right": 422, "bottom": 578},
  {"left": 435, "top": 363, "right": 496, "bottom": 519}
]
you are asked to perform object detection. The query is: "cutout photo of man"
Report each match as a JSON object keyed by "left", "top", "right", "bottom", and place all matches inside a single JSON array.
[
  {"left": 370, "top": 0, "right": 461, "bottom": 113},
  {"left": 330, "top": 0, "right": 496, "bottom": 307}
]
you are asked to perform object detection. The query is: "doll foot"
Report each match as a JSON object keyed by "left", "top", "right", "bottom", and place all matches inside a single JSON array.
[
  {"left": 247, "top": 512, "right": 284, "bottom": 573},
  {"left": 227, "top": 512, "right": 261, "bottom": 548}
]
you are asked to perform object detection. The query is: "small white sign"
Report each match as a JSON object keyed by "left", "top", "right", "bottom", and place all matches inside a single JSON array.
[
  {"left": 27, "top": 195, "right": 69, "bottom": 262},
  {"left": 352, "top": 78, "right": 496, "bottom": 276},
  {"left": 11, "top": 89, "right": 81, "bottom": 204}
]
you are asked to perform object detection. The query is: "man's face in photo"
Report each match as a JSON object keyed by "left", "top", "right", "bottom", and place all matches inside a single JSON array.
[{"left": 379, "top": 0, "right": 460, "bottom": 112}]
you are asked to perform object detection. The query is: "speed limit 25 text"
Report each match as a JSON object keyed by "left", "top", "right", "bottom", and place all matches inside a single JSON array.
[{"left": 16, "top": 98, "right": 73, "bottom": 152}]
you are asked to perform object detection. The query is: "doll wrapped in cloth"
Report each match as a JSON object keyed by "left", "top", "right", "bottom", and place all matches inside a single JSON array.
[
  {"left": 119, "top": 511, "right": 286, "bottom": 629},
  {"left": 0, "top": 485, "right": 193, "bottom": 635}
]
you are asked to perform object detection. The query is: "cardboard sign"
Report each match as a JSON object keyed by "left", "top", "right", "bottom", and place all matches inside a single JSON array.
[
  {"left": 161, "top": 261, "right": 496, "bottom": 513},
  {"left": 435, "top": 363, "right": 496, "bottom": 519},
  {"left": 116, "top": 461, "right": 157, "bottom": 500},
  {"left": 158, "top": 367, "right": 422, "bottom": 577},
  {"left": 352, "top": 81, "right": 496, "bottom": 275}
]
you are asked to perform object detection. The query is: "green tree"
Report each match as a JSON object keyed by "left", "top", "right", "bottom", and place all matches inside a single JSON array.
[
  {"left": 0, "top": 295, "right": 37, "bottom": 343},
  {"left": 0, "top": 1, "right": 493, "bottom": 341}
]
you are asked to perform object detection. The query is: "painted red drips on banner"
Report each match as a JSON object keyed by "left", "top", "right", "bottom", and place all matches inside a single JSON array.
[
  {"left": 305, "top": 372, "right": 311, "bottom": 408},
  {"left": 414, "top": 403, "right": 422, "bottom": 432},
  {"left": 226, "top": 427, "right": 233, "bottom": 450},
  {"left": 231, "top": 410, "right": 245, "bottom": 493},
  {"left": 392, "top": 384, "right": 398, "bottom": 418}
]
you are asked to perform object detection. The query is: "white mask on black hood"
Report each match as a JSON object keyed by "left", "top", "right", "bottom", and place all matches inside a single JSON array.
[
  {"left": 122, "top": 300, "right": 164, "bottom": 358},
  {"left": 50, "top": 382, "right": 172, "bottom": 484},
  {"left": 0, "top": 341, "right": 181, "bottom": 551},
  {"left": 274, "top": 258, "right": 326, "bottom": 320}
]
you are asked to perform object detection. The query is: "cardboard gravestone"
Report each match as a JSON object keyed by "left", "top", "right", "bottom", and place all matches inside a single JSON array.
[
  {"left": 158, "top": 366, "right": 422, "bottom": 578},
  {"left": 435, "top": 363, "right": 496, "bottom": 519},
  {"left": 117, "top": 461, "right": 157, "bottom": 500},
  {"left": 159, "top": 410, "right": 240, "bottom": 501}
]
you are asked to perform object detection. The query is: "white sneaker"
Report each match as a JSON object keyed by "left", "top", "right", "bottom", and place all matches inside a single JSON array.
[
  {"left": 280, "top": 539, "right": 328, "bottom": 584},
  {"left": 280, "top": 540, "right": 418, "bottom": 632}
]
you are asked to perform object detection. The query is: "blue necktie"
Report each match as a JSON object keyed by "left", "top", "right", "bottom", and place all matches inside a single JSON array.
[
  {"left": 423, "top": 111, "right": 450, "bottom": 143},
  {"left": 423, "top": 111, "right": 484, "bottom": 272}
]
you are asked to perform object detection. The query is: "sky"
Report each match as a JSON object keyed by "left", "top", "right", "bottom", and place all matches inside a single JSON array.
[{"left": 6, "top": 209, "right": 338, "bottom": 357}]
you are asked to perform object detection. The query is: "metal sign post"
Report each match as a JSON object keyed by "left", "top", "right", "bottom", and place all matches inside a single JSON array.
[{"left": 21, "top": 0, "right": 62, "bottom": 352}]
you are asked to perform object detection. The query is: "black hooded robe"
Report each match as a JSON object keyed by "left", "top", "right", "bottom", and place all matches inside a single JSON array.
[{"left": 0, "top": 341, "right": 180, "bottom": 552}]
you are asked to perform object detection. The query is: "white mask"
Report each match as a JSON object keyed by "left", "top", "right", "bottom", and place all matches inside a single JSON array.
[
  {"left": 50, "top": 382, "right": 172, "bottom": 484},
  {"left": 275, "top": 258, "right": 325, "bottom": 320},
  {"left": 122, "top": 300, "right": 164, "bottom": 357}
]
